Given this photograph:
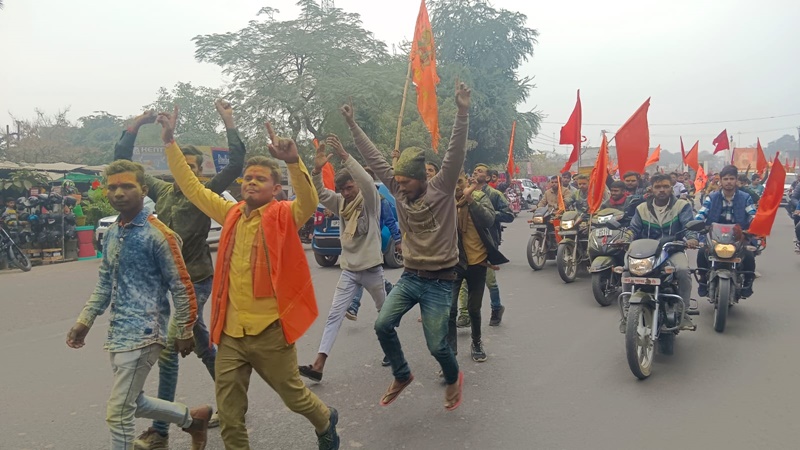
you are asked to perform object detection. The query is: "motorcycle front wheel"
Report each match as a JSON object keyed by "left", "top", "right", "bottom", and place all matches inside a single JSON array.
[
  {"left": 556, "top": 241, "right": 577, "bottom": 283},
  {"left": 527, "top": 234, "right": 547, "bottom": 270},
  {"left": 8, "top": 243, "right": 32, "bottom": 272},
  {"left": 591, "top": 269, "right": 616, "bottom": 306},
  {"left": 714, "top": 278, "right": 731, "bottom": 333},
  {"left": 625, "top": 304, "right": 655, "bottom": 379}
]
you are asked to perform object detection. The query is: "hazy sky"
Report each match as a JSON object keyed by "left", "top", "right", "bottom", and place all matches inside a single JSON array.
[{"left": 1, "top": 0, "right": 799, "bottom": 156}]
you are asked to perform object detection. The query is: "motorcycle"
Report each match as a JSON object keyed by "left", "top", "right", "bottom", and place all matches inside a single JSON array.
[
  {"left": 697, "top": 223, "right": 762, "bottom": 333},
  {"left": 588, "top": 208, "right": 630, "bottom": 306},
  {"left": 526, "top": 206, "right": 558, "bottom": 270},
  {"left": 0, "top": 219, "right": 32, "bottom": 272},
  {"left": 506, "top": 181, "right": 523, "bottom": 217},
  {"left": 613, "top": 219, "right": 706, "bottom": 379},
  {"left": 555, "top": 210, "right": 590, "bottom": 283}
]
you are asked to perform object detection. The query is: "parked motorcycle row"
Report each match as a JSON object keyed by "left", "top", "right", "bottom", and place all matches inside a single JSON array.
[{"left": 525, "top": 201, "right": 764, "bottom": 380}]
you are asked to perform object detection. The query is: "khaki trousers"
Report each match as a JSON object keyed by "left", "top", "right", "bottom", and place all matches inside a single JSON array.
[{"left": 216, "top": 321, "right": 330, "bottom": 449}]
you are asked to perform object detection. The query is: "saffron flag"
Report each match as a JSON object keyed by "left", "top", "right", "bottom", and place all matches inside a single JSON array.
[
  {"left": 749, "top": 152, "right": 785, "bottom": 237},
  {"left": 410, "top": 0, "right": 440, "bottom": 152},
  {"left": 756, "top": 138, "right": 768, "bottom": 175},
  {"left": 645, "top": 145, "right": 661, "bottom": 167},
  {"left": 684, "top": 141, "right": 699, "bottom": 171},
  {"left": 615, "top": 98, "right": 651, "bottom": 176},
  {"left": 506, "top": 121, "right": 517, "bottom": 177},
  {"left": 556, "top": 173, "right": 566, "bottom": 212},
  {"left": 588, "top": 134, "right": 609, "bottom": 214},
  {"left": 312, "top": 138, "right": 335, "bottom": 190},
  {"left": 608, "top": 159, "right": 618, "bottom": 173},
  {"left": 694, "top": 165, "right": 707, "bottom": 193},
  {"left": 712, "top": 129, "right": 730, "bottom": 154},
  {"left": 559, "top": 90, "right": 582, "bottom": 174}
]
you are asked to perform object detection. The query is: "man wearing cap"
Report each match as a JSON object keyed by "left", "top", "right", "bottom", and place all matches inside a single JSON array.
[{"left": 342, "top": 83, "right": 472, "bottom": 412}]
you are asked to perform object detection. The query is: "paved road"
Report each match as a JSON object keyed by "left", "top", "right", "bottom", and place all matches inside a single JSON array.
[{"left": 2, "top": 214, "right": 800, "bottom": 450}]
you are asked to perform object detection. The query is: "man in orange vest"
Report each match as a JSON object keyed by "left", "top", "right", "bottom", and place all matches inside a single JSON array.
[{"left": 157, "top": 108, "right": 340, "bottom": 450}]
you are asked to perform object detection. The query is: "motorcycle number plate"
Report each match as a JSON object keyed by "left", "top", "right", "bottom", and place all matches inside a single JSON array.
[
  {"left": 330, "top": 220, "right": 340, "bottom": 228},
  {"left": 594, "top": 228, "right": 612, "bottom": 237},
  {"left": 622, "top": 277, "right": 661, "bottom": 286}
]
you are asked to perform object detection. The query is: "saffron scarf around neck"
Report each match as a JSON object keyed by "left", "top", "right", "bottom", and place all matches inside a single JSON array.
[{"left": 340, "top": 192, "right": 364, "bottom": 241}]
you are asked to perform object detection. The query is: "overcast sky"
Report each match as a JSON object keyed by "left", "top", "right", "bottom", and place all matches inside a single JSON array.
[{"left": 1, "top": 0, "right": 799, "bottom": 156}]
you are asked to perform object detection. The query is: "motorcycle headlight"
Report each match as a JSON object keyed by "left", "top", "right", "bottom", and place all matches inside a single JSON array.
[
  {"left": 714, "top": 243, "right": 736, "bottom": 259},
  {"left": 561, "top": 220, "right": 574, "bottom": 230},
  {"left": 533, "top": 216, "right": 544, "bottom": 224},
  {"left": 628, "top": 256, "right": 655, "bottom": 276}
]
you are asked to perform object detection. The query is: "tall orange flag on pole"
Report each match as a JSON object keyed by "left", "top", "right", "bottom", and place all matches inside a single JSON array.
[
  {"left": 588, "top": 133, "right": 609, "bottom": 214},
  {"left": 749, "top": 152, "right": 785, "bottom": 237},
  {"left": 410, "top": 0, "right": 440, "bottom": 152},
  {"left": 756, "top": 138, "right": 768, "bottom": 175},
  {"left": 615, "top": 98, "right": 651, "bottom": 175},
  {"left": 559, "top": 90, "right": 582, "bottom": 174},
  {"left": 506, "top": 121, "right": 517, "bottom": 177},
  {"left": 683, "top": 141, "right": 699, "bottom": 171},
  {"left": 644, "top": 145, "right": 661, "bottom": 167}
]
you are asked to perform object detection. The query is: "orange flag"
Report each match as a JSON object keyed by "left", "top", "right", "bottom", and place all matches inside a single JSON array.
[
  {"left": 615, "top": 98, "right": 650, "bottom": 176},
  {"left": 312, "top": 138, "right": 335, "bottom": 190},
  {"left": 560, "top": 90, "right": 582, "bottom": 174},
  {"left": 694, "top": 165, "right": 707, "bottom": 193},
  {"left": 684, "top": 141, "right": 699, "bottom": 171},
  {"left": 588, "top": 134, "right": 609, "bottom": 214},
  {"left": 506, "top": 121, "right": 517, "bottom": 177},
  {"left": 644, "top": 145, "right": 661, "bottom": 167},
  {"left": 792, "top": 159, "right": 797, "bottom": 171},
  {"left": 556, "top": 174, "right": 566, "bottom": 212},
  {"left": 410, "top": 0, "right": 440, "bottom": 152},
  {"left": 756, "top": 139, "right": 768, "bottom": 175},
  {"left": 608, "top": 159, "right": 618, "bottom": 173},
  {"left": 749, "top": 152, "right": 786, "bottom": 237}
]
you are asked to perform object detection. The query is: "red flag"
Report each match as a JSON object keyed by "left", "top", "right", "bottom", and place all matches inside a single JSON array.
[
  {"left": 506, "top": 121, "right": 517, "bottom": 177},
  {"left": 694, "top": 165, "right": 708, "bottom": 193},
  {"left": 712, "top": 129, "right": 730, "bottom": 154},
  {"left": 792, "top": 159, "right": 797, "bottom": 171},
  {"left": 683, "top": 141, "right": 699, "bottom": 171},
  {"left": 749, "top": 152, "right": 786, "bottom": 237},
  {"left": 680, "top": 136, "right": 686, "bottom": 161},
  {"left": 410, "top": 0, "right": 440, "bottom": 152},
  {"left": 615, "top": 98, "right": 650, "bottom": 176},
  {"left": 588, "top": 134, "right": 609, "bottom": 214},
  {"left": 559, "top": 90, "right": 582, "bottom": 174},
  {"left": 756, "top": 139, "right": 768, "bottom": 175},
  {"left": 645, "top": 145, "right": 661, "bottom": 167}
]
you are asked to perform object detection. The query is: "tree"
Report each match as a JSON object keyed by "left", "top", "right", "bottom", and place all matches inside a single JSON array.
[
  {"left": 429, "top": 0, "right": 542, "bottom": 169},
  {"left": 143, "top": 82, "right": 226, "bottom": 147},
  {"left": 193, "top": 0, "right": 392, "bottom": 148}
]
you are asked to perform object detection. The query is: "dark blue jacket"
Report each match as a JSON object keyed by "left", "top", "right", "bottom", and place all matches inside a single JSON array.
[{"left": 696, "top": 190, "right": 752, "bottom": 230}]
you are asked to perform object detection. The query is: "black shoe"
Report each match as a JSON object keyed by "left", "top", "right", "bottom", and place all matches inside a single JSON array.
[
  {"left": 489, "top": 306, "right": 505, "bottom": 326},
  {"left": 697, "top": 283, "right": 708, "bottom": 298},
  {"left": 381, "top": 356, "right": 391, "bottom": 367},
  {"left": 471, "top": 341, "right": 487, "bottom": 362},
  {"left": 317, "top": 407, "right": 340, "bottom": 450},
  {"left": 741, "top": 283, "right": 753, "bottom": 298}
]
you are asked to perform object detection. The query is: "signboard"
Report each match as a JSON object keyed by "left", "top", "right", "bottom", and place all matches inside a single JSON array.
[
  {"left": 133, "top": 146, "right": 230, "bottom": 176},
  {"left": 731, "top": 148, "right": 757, "bottom": 171}
]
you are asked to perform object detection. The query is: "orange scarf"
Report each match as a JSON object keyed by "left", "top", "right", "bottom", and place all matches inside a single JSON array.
[{"left": 210, "top": 200, "right": 318, "bottom": 345}]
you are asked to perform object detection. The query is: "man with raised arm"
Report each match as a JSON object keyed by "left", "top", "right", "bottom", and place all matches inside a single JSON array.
[
  {"left": 157, "top": 107, "right": 339, "bottom": 450},
  {"left": 343, "top": 83, "right": 472, "bottom": 411}
]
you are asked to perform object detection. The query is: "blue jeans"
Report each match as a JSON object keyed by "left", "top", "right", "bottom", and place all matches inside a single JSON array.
[
  {"left": 153, "top": 277, "right": 215, "bottom": 436},
  {"left": 349, "top": 279, "right": 393, "bottom": 314},
  {"left": 374, "top": 272, "right": 460, "bottom": 385}
]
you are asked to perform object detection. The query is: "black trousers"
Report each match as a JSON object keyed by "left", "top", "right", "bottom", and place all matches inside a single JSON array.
[{"left": 447, "top": 264, "right": 487, "bottom": 355}]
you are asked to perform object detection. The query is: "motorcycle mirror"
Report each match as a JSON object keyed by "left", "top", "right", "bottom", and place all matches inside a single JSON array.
[{"left": 686, "top": 220, "right": 706, "bottom": 232}]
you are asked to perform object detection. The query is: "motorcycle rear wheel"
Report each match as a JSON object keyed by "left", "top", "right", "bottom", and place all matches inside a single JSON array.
[
  {"left": 714, "top": 278, "right": 731, "bottom": 333},
  {"left": 625, "top": 304, "right": 654, "bottom": 380},
  {"left": 556, "top": 242, "right": 577, "bottom": 283},
  {"left": 8, "top": 244, "right": 32, "bottom": 272},
  {"left": 591, "top": 270, "right": 616, "bottom": 306},
  {"left": 527, "top": 235, "right": 547, "bottom": 271}
]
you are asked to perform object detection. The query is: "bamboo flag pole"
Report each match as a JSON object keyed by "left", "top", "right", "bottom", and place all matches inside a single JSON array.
[{"left": 394, "top": 61, "right": 413, "bottom": 153}]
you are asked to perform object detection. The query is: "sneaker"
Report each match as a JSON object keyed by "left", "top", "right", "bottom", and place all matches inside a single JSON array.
[
  {"left": 697, "top": 283, "right": 709, "bottom": 298},
  {"left": 471, "top": 341, "right": 487, "bottom": 362},
  {"left": 182, "top": 405, "right": 212, "bottom": 450},
  {"left": 208, "top": 411, "right": 219, "bottom": 429},
  {"left": 456, "top": 315, "right": 470, "bottom": 328},
  {"left": 345, "top": 308, "right": 357, "bottom": 321},
  {"left": 133, "top": 428, "right": 168, "bottom": 450},
  {"left": 381, "top": 356, "right": 391, "bottom": 367},
  {"left": 317, "top": 407, "right": 340, "bottom": 450},
  {"left": 489, "top": 306, "right": 505, "bottom": 326},
  {"left": 741, "top": 283, "right": 754, "bottom": 298}
]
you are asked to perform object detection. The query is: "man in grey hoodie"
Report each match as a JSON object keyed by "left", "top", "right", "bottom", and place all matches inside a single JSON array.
[
  {"left": 343, "top": 83, "right": 472, "bottom": 412},
  {"left": 299, "top": 135, "right": 386, "bottom": 383}
]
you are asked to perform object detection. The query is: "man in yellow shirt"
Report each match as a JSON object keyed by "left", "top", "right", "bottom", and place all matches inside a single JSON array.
[{"left": 157, "top": 108, "right": 339, "bottom": 450}]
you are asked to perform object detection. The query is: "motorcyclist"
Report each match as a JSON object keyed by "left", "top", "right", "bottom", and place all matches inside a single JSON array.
[
  {"left": 602, "top": 181, "right": 643, "bottom": 224},
  {"left": 621, "top": 173, "right": 698, "bottom": 332},
  {"left": 537, "top": 176, "right": 562, "bottom": 209},
  {"left": 695, "top": 164, "right": 757, "bottom": 298},
  {"left": 737, "top": 174, "right": 760, "bottom": 204}
]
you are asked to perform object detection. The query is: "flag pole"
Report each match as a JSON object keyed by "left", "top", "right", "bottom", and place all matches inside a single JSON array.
[{"left": 394, "top": 61, "right": 413, "bottom": 153}]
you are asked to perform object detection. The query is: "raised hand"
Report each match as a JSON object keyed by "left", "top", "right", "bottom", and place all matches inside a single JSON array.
[
  {"left": 265, "top": 122, "right": 299, "bottom": 164},
  {"left": 463, "top": 176, "right": 478, "bottom": 199},
  {"left": 326, "top": 134, "right": 349, "bottom": 161},
  {"left": 215, "top": 99, "right": 235, "bottom": 128},
  {"left": 340, "top": 102, "right": 355, "bottom": 125},
  {"left": 456, "top": 82, "right": 471, "bottom": 114},
  {"left": 131, "top": 110, "right": 157, "bottom": 130},
  {"left": 156, "top": 105, "right": 179, "bottom": 145},
  {"left": 313, "top": 141, "right": 333, "bottom": 173}
]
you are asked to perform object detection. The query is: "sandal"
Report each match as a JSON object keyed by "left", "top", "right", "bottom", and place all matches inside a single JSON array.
[
  {"left": 379, "top": 374, "right": 415, "bottom": 406},
  {"left": 299, "top": 365, "right": 323, "bottom": 383},
  {"left": 444, "top": 371, "right": 464, "bottom": 411}
]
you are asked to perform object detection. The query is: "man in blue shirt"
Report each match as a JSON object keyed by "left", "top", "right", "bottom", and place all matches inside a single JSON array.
[{"left": 694, "top": 165, "right": 758, "bottom": 298}]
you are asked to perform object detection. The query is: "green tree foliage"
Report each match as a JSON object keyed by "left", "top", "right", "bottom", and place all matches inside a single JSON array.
[
  {"left": 143, "top": 82, "right": 226, "bottom": 147},
  {"left": 0, "top": 169, "right": 50, "bottom": 196}
]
